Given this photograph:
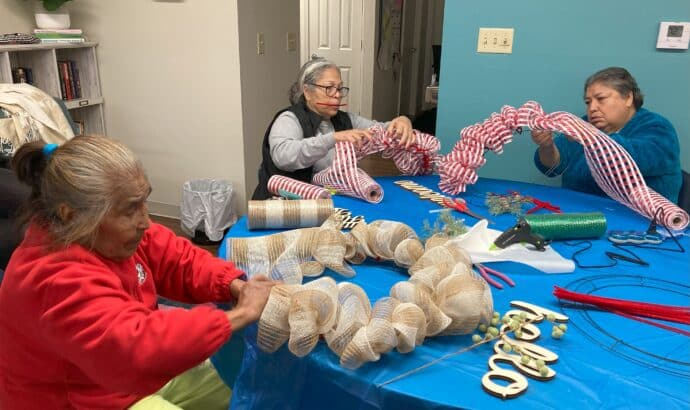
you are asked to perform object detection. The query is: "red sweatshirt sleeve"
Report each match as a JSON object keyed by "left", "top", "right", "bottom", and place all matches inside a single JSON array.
[
  {"left": 140, "top": 223, "right": 246, "bottom": 304},
  {"left": 37, "top": 256, "right": 232, "bottom": 395}
]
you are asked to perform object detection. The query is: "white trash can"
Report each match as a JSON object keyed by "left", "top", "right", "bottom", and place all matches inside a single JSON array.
[{"left": 181, "top": 178, "right": 236, "bottom": 243}]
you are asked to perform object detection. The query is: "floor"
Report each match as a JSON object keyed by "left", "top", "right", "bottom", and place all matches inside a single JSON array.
[{"left": 150, "top": 214, "right": 220, "bottom": 256}]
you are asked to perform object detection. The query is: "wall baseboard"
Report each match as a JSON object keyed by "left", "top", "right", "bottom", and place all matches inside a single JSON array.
[{"left": 147, "top": 201, "right": 180, "bottom": 219}]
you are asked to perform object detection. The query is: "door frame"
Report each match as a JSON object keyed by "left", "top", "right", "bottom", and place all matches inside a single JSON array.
[{"left": 299, "top": 0, "right": 375, "bottom": 119}]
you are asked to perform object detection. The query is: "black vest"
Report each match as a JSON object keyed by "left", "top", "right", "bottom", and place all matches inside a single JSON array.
[{"left": 251, "top": 99, "right": 353, "bottom": 200}]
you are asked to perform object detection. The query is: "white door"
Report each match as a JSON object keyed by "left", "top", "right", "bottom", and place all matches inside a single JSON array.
[{"left": 301, "top": 0, "right": 367, "bottom": 115}]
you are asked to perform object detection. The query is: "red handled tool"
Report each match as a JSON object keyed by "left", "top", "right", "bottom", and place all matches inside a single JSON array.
[
  {"left": 441, "top": 197, "right": 489, "bottom": 221},
  {"left": 475, "top": 263, "right": 515, "bottom": 289}
]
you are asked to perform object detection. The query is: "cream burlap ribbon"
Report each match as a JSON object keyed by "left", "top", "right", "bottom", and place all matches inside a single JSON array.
[{"left": 226, "top": 218, "right": 493, "bottom": 368}]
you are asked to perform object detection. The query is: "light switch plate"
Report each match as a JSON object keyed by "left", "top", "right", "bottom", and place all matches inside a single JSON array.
[
  {"left": 257, "top": 32, "right": 265, "bottom": 55},
  {"left": 287, "top": 32, "right": 297, "bottom": 52},
  {"left": 656, "top": 22, "right": 690, "bottom": 49},
  {"left": 477, "top": 28, "right": 514, "bottom": 54}
]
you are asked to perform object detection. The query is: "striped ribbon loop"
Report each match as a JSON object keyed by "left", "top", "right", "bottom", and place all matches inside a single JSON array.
[
  {"left": 312, "top": 125, "right": 442, "bottom": 203},
  {"left": 436, "top": 101, "right": 688, "bottom": 230}
]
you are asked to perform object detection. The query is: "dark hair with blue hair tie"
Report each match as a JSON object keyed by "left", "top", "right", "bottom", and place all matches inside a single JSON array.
[{"left": 42, "top": 143, "right": 58, "bottom": 159}]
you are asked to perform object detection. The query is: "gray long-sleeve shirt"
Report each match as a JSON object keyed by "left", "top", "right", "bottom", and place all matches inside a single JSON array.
[{"left": 268, "top": 111, "right": 387, "bottom": 172}]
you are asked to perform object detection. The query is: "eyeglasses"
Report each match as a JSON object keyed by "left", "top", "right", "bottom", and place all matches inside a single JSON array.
[{"left": 309, "top": 83, "right": 350, "bottom": 97}]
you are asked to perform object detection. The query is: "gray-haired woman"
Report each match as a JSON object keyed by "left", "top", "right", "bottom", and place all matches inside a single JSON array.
[
  {"left": 252, "top": 57, "right": 415, "bottom": 200},
  {"left": 0, "top": 136, "right": 277, "bottom": 409},
  {"left": 531, "top": 66, "right": 681, "bottom": 202}
]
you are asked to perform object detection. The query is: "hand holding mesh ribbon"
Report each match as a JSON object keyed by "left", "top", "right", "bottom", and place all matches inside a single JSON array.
[
  {"left": 436, "top": 101, "right": 688, "bottom": 230},
  {"left": 312, "top": 125, "right": 441, "bottom": 203}
]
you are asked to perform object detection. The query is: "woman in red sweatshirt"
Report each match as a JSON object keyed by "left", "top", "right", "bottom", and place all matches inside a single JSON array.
[{"left": 0, "top": 136, "right": 276, "bottom": 409}]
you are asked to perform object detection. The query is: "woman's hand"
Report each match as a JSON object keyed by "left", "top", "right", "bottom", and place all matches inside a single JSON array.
[
  {"left": 387, "top": 116, "right": 414, "bottom": 148},
  {"left": 334, "top": 129, "right": 373, "bottom": 147},
  {"left": 226, "top": 275, "right": 278, "bottom": 330},
  {"left": 531, "top": 129, "right": 561, "bottom": 168},
  {"left": 229, "top": 277, "right": 245, "bottom": 299},
  {"left": 530, "top": 129, "right": 554, "bottom": 147}
]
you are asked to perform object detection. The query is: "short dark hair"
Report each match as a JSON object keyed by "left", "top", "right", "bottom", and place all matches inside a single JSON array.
[{"left": 584, "top": 67, "right": 644, "bottom": 109}]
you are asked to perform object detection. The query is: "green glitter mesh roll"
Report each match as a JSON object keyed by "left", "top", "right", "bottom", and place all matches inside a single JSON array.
[{"left": 523, "top": 212, "right": 607, "bottom": 240}]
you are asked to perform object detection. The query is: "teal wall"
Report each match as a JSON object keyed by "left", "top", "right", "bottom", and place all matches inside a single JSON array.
[{"left": 436, "top": 1, "right": 690, "bottom": 187}]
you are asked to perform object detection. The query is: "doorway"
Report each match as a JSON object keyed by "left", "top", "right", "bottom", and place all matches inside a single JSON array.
[{"left": 300, "top": 0, "right": 445, "bottom": 131}]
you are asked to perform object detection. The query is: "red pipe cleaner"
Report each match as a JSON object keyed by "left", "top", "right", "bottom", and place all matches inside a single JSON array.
[{"left": 553, "top": 286, "right": 690, "bottom": 336}]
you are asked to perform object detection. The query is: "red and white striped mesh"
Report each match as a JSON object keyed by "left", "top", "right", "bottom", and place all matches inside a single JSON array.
[
  {"left": 436, "top": 101, "right": 688, "bottom": 230},
  {"left": 311, "top": 126, "right": 442, "bottom": 203},
  {"left": 268, "top": 175, "right": 332, "bottom": 199},
  {"left": 313, "top": 142, "right": 384, "bottom": 203},
  {"left": 355, "top": 124, "right": 441, "bottom": 176}
]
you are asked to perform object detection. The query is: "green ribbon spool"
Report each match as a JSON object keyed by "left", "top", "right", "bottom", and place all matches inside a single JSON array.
[{"left": 523, "top": 212, "right": 607, "bottom": 241}]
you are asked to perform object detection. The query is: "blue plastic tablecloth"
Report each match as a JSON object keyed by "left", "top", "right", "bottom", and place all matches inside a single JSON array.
[{"left": 213, "top": 176, "right": 690, "bottom": 409}]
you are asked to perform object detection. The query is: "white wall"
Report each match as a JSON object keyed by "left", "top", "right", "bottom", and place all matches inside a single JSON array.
[
  {"left": 66, "top": 0, "right": 245, "bottom": 218},
  {"left": 0, "top": 1, "right": 33, "bottom": 32},
  {"left": 3, "top": 0, "right": 302, "bottom": 217},
  {"left": 237, "top": 0, "right": 300, "bottom": 201}
]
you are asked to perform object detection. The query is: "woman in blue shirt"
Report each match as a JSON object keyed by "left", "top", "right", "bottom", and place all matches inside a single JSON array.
[{"left": 532, "top": 67, "right": 682, "bottom": 203}]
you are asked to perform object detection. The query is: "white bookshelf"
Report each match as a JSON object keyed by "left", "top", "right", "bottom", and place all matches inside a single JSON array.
[{"left": 0, "top": 42, "right": 105, "bottom": 135}]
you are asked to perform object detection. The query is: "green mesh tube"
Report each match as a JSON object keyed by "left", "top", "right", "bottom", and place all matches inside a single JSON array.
[{"left": 523, "top": 212, "right": 607, "bottom": 240}]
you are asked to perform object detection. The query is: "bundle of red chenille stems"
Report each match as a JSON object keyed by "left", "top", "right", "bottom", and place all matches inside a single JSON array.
[
  {"left": 554, "top": 286, "right": 690, "bottom": 336},
  {"left": 436, "top": 101, "right": 688, "bottom": 230}
]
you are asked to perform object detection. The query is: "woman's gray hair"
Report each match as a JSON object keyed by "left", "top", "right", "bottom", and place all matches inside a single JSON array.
[
  {"left": 288, "top": 57, "right": 340, "bottom": 105},
  {"left": 12, "top": 135, "right": 146, "bottom": 249},
  {"left": 584, "top": 67, "right": 644, "bottom": 109}
]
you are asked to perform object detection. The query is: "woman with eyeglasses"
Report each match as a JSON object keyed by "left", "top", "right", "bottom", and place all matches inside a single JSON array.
[{"left": 252, "top": 57, "right": 415, "bottom": 200}]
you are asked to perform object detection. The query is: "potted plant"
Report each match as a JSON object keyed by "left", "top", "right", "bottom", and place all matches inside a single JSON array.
[{"left": 34, "top": 0, "right": 73, "bottom": 30}]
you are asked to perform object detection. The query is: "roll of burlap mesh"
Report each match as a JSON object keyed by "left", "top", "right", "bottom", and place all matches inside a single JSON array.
[{"left": 246, "top": 199, "right": 334, "bottom": 230}]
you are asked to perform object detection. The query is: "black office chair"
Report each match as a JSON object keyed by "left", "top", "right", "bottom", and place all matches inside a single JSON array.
[{"left": 679, "top": 170, "right": 690, "bottom": 214}]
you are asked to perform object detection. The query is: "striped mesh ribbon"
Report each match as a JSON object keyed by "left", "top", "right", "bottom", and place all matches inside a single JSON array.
[
  {"left": 355, "top": 124, "right": 441, "bottom": 175},
  {"left": 436, "top": 101, "right": 689, "bottom": 230},
  {"left": 313, "top": 142, "right": 384, "bottom": 203},
  {"left": 312, "top": 126, "right": 441, "bottom": 203},
  {"left": 268, "top": 175, "right": 332, "bottom": 199}
]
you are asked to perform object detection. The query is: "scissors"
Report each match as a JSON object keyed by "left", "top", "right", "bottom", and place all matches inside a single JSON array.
[
  {"left": 441, "top": 197, "right": 489, "bottom": 221},
  {"left": 475, "top": 263, "right": 515, "bottom": 289},
  {"left": 508, "top": 191, "right": 561, "bottom": 214}
]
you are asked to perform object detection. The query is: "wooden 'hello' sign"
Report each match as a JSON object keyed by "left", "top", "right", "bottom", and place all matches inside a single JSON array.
[{"left": 481, "top": 301, "right": 569, "bottom": 399}]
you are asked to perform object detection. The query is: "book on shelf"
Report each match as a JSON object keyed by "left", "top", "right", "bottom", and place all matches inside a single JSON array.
[
  {"left": 33, "top": 28, "right": 85, "bottom": 43},
  {"left": 33, "top": 28, "right": 83, "bottom": 35},
  {"left": 40, "top": 38, "right": 86, "bottom": 44},
  {"left": 35, "top": 33, "right": 84, "bottom": 39},
  {"left": 57, "top": 59, "right": 82, "bottom": 101}
]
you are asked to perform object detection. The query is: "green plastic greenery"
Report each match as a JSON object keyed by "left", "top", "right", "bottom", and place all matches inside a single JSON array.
[
  {"left": 41, "top": 0, "right": 72, "bottom": 12},
  {"left": 421, "top": 209, "right": 468, "bottom": 240}
]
